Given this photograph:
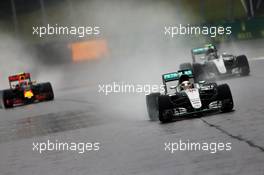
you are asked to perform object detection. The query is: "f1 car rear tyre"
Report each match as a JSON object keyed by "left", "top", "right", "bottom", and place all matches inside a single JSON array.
[
  {"left": 179, "top": 63, "right": 192, "bottom": 71},
  {"left": 237, "top": 55, "right": 250, "bottom": 76},
  {"left": 39, "top": 82, "right": 54, "bottom": 101},
  {"left": 158, "top": 95, "right": 173, "bottom": 123},
  {"left": 146, "top": 93, "right": 160, "bottom": 121},
  {"left": 217, "top": 84, "right": 234, "bottom": 112},
  {"left": 2, "top": 90, "right": 14, "bottom": 108}
]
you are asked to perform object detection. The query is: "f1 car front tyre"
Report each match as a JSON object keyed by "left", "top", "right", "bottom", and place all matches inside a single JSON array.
[
  {"left": 146, "top": 93, "right": 160, "bottom": 121},
  {"left": 158, "top": 95, "right": 174, "bottom": 123},
  {"left": 237, "top": 55, "right": 250, "bottom": 76},
  {"left": 38, "top": 82, "right": 54, "bottom": 101},
  {"left": 179, "top": 63, "right": 192, "bottom": 71},
  {"left": 217, "top": 84, "right": 234, "bottom": 112},
  {"left": 2, "top": 90, "right": 14, "bottom": 108}
]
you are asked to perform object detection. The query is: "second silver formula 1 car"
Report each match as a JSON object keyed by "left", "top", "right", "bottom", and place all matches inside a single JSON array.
[{"left": 179, "top": 44, "right": 250, "bottom": 82}]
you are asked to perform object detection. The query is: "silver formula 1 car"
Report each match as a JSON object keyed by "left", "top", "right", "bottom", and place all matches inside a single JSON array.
[
  {"left": 146, "top": 69, "right": 234, "bottom": 123},
  {"left": 179, "top": 44, "right": 250, "bottom": 82}
]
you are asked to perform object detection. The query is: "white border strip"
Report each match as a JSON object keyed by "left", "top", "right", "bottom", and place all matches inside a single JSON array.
[{"left": 251, "top": 57, "right": 264, "bottom": 61}]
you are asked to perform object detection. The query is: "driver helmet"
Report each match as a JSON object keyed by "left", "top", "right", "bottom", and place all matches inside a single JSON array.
[
  {"left": 179, "top": 75, "right": 192, "bottom": 90},
  {"left": 180, "top": 81, "right": 192, "bottom": 90},
  {"left": 206, "top": 48, "right": 217, "bottom": 60}
]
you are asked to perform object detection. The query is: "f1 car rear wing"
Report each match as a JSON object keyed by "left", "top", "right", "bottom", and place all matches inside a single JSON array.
[
  {"left": 8, "top": 73, "right": 31, "bottom": 82},
  {"left": 191, "top": 44, "right": 216, "bottom": 62},
  {"left": 8, "top": 73, "right": 31, "bottom": 89}
]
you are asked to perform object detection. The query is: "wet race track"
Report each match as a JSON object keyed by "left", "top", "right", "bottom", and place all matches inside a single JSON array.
[{"left": 0, "top": 59, "right": 264, "bottom": 175}]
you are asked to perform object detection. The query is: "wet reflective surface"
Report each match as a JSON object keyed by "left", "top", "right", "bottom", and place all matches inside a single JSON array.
[
  {"left": 0, "top": 60, "right": 264, "bottom": 175},
  {"left": 0, "top": 110, "right": 106, "bottom": 143}
]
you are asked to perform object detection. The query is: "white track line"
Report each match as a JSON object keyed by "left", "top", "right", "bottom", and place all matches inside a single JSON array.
[{"left": 251, "top": 57, "right": 264, "bottom": 61}]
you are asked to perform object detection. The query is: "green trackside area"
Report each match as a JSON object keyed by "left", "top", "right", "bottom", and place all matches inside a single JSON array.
[
  {"left": 202, "top": 17, "right": 264, "bottom": 43},
  {"left": 180, "top": 0, "right": 246, "bottom": 22},
  {"left": 171, "top": 17, "right": 264, "bottom": 46}
]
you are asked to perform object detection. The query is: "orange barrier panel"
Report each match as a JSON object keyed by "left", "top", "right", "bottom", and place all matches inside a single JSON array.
[{"left": 69, "top": 39, "right": 109, "bottom": 62}]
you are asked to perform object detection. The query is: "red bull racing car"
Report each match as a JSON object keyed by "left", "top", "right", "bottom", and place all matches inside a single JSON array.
[{"left": 0, "top": 72, "right": 54, "bottom": 108}]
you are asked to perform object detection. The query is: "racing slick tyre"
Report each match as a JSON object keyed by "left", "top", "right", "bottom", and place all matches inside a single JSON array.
[
  {"left": 192, "top": 63, "right": 205, "bottom": 83},
  {"left": 38, "top": 82, "right": 54, "bottom": 101},
  {"left": 237, "top": 55, "right": 250, "bottom": 76},
  {"left": 2, "top": 90, "right": 14, "bottom": 108},
  {"left": 217, "top": 84, "right": 234, "bottom": 112},
  {"left": 179, "top": 63, "right": 192, "bottom": 71},
  {"left": 158, "top": 95, "right": 174, "bottom": 123},
  {"left": 146, "top": 93, "right": 160, "bottom": 121}
]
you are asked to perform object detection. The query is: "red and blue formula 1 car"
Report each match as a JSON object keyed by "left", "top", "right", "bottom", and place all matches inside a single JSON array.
[{"left": 0, "top": 72, "right": 54, "bottom": 108}]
